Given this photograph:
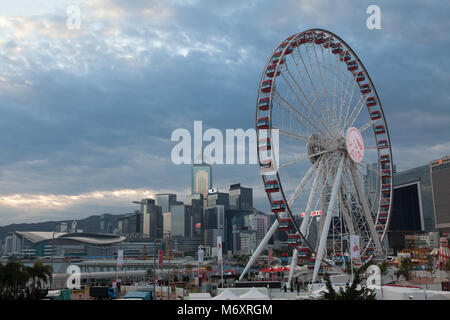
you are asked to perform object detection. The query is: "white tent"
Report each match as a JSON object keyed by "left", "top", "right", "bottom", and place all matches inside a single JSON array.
[
  {"left": 239, "top": 287, "right": 269, "bottom": 300},
  {"left": 212, "top": 289, "right": 240, "bottom": 300}
]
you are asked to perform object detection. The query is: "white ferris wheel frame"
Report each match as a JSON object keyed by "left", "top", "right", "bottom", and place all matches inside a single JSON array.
[{"left": 240, "top": 29, "right": 394, "bottom": 283}]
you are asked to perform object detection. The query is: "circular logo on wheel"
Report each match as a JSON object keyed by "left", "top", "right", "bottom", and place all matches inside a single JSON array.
[{"left": 346, "top": 127, "right": 364, "bottom": 163}]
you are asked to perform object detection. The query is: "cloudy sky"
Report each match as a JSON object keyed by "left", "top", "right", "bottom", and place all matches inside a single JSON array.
[{"left": 0, "top": 0, "right": 449, "bottom": 225}]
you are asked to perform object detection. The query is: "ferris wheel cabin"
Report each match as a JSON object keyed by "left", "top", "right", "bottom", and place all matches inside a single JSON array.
[
  {"left": 264, "top": 180, "right": 280, "bottom": 193},
  {"left": 271, "top": 200, "right": 286, "bottom": 213}
]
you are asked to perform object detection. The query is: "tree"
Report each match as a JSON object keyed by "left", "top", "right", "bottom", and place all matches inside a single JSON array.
[
  {"left": 398, "top": 257, "right": 413, "bottom": 281},
  {"left": 146, "top": 268, "right": 153, "bottom": 280},
  {"left": 1, "top": 261, "right": 32, "bottom": 299},
  {"left": 29, "top": 262, "right": 53, "bottom": 291},
  {"left": 378, "top": 261, "right": 388, "bottom": 276},
  {"left": 320, "top": 262, "right": 377, "bottom": 300}
]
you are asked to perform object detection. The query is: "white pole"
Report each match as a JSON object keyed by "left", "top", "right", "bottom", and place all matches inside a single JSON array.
[
  {"left": 288, "top": 248, "right": 298, "bottom": 288},
  {"left": 221, "top": 261, "right": 224, "bottom": 288},
  {"left": 312, "top": 154, "right": 345, "bottom": 283},
  {"left": 239, "top": 220, "right": 279, "bottom": 281},
  {"left": 300, "top": 160, "right": 323, "bottom": 235}
]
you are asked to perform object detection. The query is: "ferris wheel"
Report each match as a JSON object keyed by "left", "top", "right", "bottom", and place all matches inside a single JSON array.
[{"left": 240, "top": 29, "right": 393, "bottom": 283}]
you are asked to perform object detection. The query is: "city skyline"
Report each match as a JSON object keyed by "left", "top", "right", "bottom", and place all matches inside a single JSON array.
[{"left": 0, "top": 1, "right": 450, "bottom": 225}]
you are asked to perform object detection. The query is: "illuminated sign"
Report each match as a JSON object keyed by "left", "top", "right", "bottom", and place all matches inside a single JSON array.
[{"left": 300, "top": 210, "right": 322, "bottom": 217}]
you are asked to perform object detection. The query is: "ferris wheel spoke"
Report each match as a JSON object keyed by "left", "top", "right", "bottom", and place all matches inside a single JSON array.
[
  {"left": 279, "top": 148, "right": 336, "bottom": 169},
  {"left": 299, "top": 159, "right": 324, "bottom": 235},
  {"left": 273, "top": 90, "right": 333, "bottom": 140},
  {"left": 340, "top": 74, "right": 358, "bottom": 131},
  {"left": 278, "top": 129, "right": 309, "bottom": 142},
  {"left": 359, "top": 118, "right": 381, "bottom": 134},
  {"left": 337, "top": 55, "right": 352, "bottom": 133},
  {"left": 347, "top": 94, "right": 371, "bottom": 129},
  {"left": 338, "top": 188, "right": 356, "bottom": 235},
  {"left": 296, "top": 45, "right": 331, "bottom": 129},
  {"left": 286, "top": 160, "right": 319, "bottom": 207},
  {"left": 311, "top": 44, "right": 332, "bottom": 128},
  {"left": 280, "top": 68, "right": 333, "bottom": 137},
  {"left": 329, "top": 47, "right": 340, "bottom": 135}
]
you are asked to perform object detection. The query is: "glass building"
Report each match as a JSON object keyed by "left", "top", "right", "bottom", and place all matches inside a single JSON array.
[
  {"left": 388, "top": 164, "right": 436, "bottom": 249},
  {"left": 229, "top": 183, "right": 253, "bottom": 211},
  {"left": 155, "top": 194, "right": 179, "bottom": 213}
]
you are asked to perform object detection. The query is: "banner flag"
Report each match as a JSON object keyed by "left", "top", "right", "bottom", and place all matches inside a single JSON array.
[
  {"left": 198, "top": 248, "right": 205, "bottom": 265},
  {"left": 158, "top": 249, "right": 164, "bottom": 267},
  {"left": 117, "top": 249, "right": 123, "bottom": 267},
  {"left": 217, "top": 236, "right": 223, "bottom": 263},
  {"left": 350, "top": 235, "right": 360, "bottom": 259}
]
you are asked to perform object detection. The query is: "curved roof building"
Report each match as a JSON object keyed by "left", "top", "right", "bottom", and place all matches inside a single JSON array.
[{"left": 14, "top": 231, "right": 126, "bottom": 258}]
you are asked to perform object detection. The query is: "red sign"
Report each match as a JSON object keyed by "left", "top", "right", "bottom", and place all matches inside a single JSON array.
[
  {"left": 346, "top": 127, "right": 364, "bottom": 163},
  {"left": 300, "top": 210, "right": 322, "bottom": 217},
  {"left": 268, "top": 249, "right": 273, "bottom": 264},
  {"left": 158, "top": 249, "right": 164, "bottom": 267}
]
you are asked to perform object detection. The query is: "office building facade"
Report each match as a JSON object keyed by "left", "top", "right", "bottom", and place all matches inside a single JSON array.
[
  {"left": 430, "top": 156, "right": 450, "bottom": 234},
  {"left": 388, "top": 164, "right": 436, "bottom": 249}
]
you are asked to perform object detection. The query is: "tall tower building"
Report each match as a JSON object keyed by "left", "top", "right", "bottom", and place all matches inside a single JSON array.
[
  {"left": 192, "top": 150, "right": 212, "bottom": 196},
  {"left": 430, "top": 156, "right": 450, "bottom": 235}
]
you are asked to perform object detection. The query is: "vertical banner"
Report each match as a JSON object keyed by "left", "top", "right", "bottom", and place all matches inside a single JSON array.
[
  {"left": 158, "top": 249, "right": 164, "bottom": 267},
  {"left": 198, "top": 248, "right": 205, "bottom": 265},
  {"left": 350, "top": 235, "right": 360, "bottom": 259},
  {"left": 217, "top": 236, "right": 223, "bottom": 264},
  {"left": 117, "top": 249, "right": 123, "bottom": 267},
  {"left": 268, "top": 248, "right": 273, "bottom": 265}
]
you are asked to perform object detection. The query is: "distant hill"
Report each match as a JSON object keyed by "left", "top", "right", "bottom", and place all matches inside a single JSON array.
[{"left": 0, "top": 214, "right": 125, "bottom": 241}]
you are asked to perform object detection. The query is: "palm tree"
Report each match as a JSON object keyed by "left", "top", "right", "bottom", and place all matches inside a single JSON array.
[
  {"left": 28, "top": 262, "right": 53, "bottom": 298},
  {"left": 2, "top": 261, "right": 29, "bottom": 299},
  {"left": 398, "top": 257, "right": 413, "bottom": 281},
  {"left": 321, "top": 262, "right": 376, "bottom": 300}
]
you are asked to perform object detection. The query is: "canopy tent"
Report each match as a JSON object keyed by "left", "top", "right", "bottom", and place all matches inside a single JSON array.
[
  {"left": 212, "top": 289, "right": 240, "bottom": 300},
  {"left": 239, "top": 287, "right": 269, "bottom": 300},
  {"left": 260, "top": 265, "right": 290, "bottom": 272}
]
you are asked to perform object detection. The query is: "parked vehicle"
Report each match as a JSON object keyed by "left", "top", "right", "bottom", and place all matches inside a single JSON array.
[
  {"left": 123, "top": 291, "right": 151, "bottom": 300},
  {"left": 89, "top": 286, "right": 120, "bottom": 300}
]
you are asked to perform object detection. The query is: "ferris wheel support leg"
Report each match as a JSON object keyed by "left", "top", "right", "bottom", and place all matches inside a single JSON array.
[
  {"left": 349, "top": 161, "right": 384, "bottom": 255},
  {"left": 287, "top": 160, "right": 319, "bottom": 206},
  {"left": 300, "top": 160, "right": 324, "bottom": 236},
  {"left": 239, "top": 220, "right": 279, "bottom": 281},
  {"left": 287, "top": 248, "right": 298, "bottom": 288},
  {"left": 312, "top": 154, "right": 345, "bottom": 283}
]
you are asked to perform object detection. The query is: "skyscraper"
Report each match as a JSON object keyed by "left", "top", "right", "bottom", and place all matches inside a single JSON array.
[
  {"left": 430, "top": 156, "right": 450, "bottom": 235},
  {"left": 140, "top": 198, "right": 163, "bottom": 239},
  {"left": 156, "top": 194, "right": 179, "bottom": 213},
  {"left": 192, "top": 164, "right": 212, "bottom": 195},
  {"left": 229, "top": 183, "right": 253, "bottom": 211}
]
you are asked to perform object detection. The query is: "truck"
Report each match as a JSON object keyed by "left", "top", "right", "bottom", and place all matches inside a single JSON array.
[
  {"left": 89, "top": 286, "right": 120, "bottom": 300},
  {"left": 123, "top": 291, "right": 151, "bottom": 300}
]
